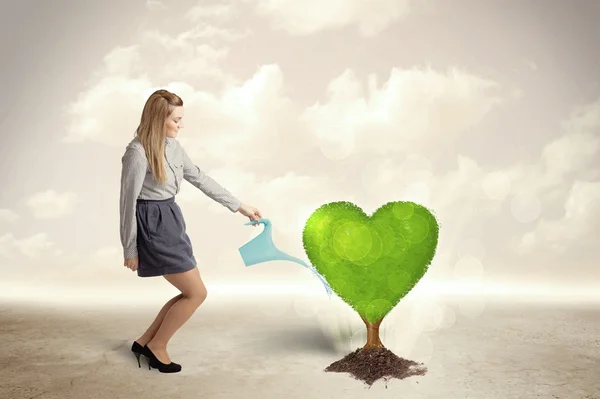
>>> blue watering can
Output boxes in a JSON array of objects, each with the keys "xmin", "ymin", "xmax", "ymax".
[{"xmin": 238, "ymin": 218, "xmax": 333, "ymax": 297}]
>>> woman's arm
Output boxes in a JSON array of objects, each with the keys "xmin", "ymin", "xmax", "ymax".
[
  {"xmin": 180, "ymin": 145, "xmax": 242, "ymax": 213},
  {"xmin": 119, "ymin": 148, "xmax": 147, "ymax": 259}
]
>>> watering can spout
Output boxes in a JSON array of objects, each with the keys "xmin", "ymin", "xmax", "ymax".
[{"xmin": 238, "ymin": 218, "xmax": 333, "ymax": 296}]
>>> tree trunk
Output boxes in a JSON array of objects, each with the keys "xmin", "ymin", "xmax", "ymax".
[{"xmin": 361, "ymin": 316, "xmax": 385, "ymax": 349}]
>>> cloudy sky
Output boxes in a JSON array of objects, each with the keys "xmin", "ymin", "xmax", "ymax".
[{"xmin": 0, "ymin": 0, "xmax": 598, "ymax": 296}]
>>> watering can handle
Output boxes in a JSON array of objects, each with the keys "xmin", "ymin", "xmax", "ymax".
[{"xmin": 244, "ymin": 218, "xmax": 270, "ymax": 227}]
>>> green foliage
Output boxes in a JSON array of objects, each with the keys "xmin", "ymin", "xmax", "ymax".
[{"xmin": 302, "ymin": 201, "xmax": 439, "ymax": 323}]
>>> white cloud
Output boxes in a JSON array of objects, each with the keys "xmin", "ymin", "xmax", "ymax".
[
  {"xmin": 519, "ymin": 181, "xmax": 600, "ymax": 253},
  {"xmin": 541, "ymin": 132, "xmax": 600, "ymax": 185},
  {"xmin": 129, "ymin": 64, "xmax": 300, "ymax": 168},
  {"xmin": 481, "ymin": 171, "xmax": 512, "ymax": 201},
  {"xmin": 184, "ymin": 4, "xmax": 251, "ymax": 44},
  {"xmin": 62, "ymin": 73, "xmax": 154, "ymax": 145},
  {"xmin": 139, "ymin": 29, "xmax": 232, "ymax": 81},
  {"xmin": 254, "ymin": 0, "xmax": 412, "ymax": 36},
  {"xmin": 179, "ymin": 24, "xmax": 250, "ymax": 41},
  {"xmin": 302, "ymin": 67, "xmax": 502, "ymax": 159},
  {"xmin": 500, "ymin": 105, "xmax": 600, "ymax": 206},
  {"xmin": 25, "ymin": 190, "xmax": 80, "ymax": 219},
  {"xmin": 564, "ymin": 96, "xmax": 600, "ymax": 134},
  {"xmin": 62, "ymin": 60, "xmax": 305, "ymax": 189},
  {"xmin": 100, "ymin": 45, "xmax": 144, "ymax": 77},
  {"xmin": 186, "ymin": 4, "xmax": 236, "ymax": 21},
  {"xmin": 509, "ymin": 99, "xmax": 600, "ymax": 254},
  {"xmin": 0, "ymin": 209, "xmax": 19, "ymax": 224},
  {"xmin": 63, "ymin": 24, "xmax": 247, "ymax": 146},
  {"xmin": 0, "ymin": 232, "xmax": 60, "ymax": 261},
  {"xmin": 65, "ymin": 24, "xmax": 501, "ymax": 169}
]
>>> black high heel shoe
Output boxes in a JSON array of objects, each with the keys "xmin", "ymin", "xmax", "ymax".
[
  {"xmin": 143, "ymin": 345, "xmax": 182, "ymax": 373},
  {"xmin": 131, "ymin": 341, "xmax": 145, "ymax": 368}
]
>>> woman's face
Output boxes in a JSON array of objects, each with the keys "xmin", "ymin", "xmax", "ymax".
[{"xmin": 165, "ymin": 106, "xmax": 184, "ymax": 138}]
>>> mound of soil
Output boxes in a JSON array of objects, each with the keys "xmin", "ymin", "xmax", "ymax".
[{"xmin": 324, "ymin": 347, "xmax": 427, "ymax": 387}]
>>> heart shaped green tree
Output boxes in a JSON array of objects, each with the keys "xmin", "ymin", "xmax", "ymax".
[{"xmin": 303, "ymin": 200, "xmax": 439, "ymax": 351}]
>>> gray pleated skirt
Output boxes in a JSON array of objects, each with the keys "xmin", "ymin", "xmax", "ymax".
[{"xmin": 136, "ymin": 196, "xmax": 197, "ymax": 277}]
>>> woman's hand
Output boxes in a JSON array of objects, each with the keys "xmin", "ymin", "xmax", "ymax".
[
  {"xmin": 124, "ymin": 256, "xmax": 138, "ymax": 272},
  {"xmin": 237, "ymin": 203, "xmax": 262, "ymax": 226}
]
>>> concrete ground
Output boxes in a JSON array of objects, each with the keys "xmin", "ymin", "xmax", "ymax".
[{"xmin": 1, "ymin": 290, "xmax": 599, "ymax": 399}]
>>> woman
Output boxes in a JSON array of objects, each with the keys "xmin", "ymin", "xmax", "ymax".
[{"xmin": 119, "ymin": 89, "xmax": 262, "ymax": 373}]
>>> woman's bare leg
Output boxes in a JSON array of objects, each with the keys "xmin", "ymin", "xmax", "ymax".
[
  {"xmin": 147, "ymin": 266, "xmax": 207, "ymax": 363},
  {"xmin": 135, "ymin": 293, "xmax": 183, "ymax": 346}
]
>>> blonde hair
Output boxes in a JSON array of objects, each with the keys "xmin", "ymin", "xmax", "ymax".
[{"xmin": 134, "ymin": 89, "xmax": 183, "ymax": 184}]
